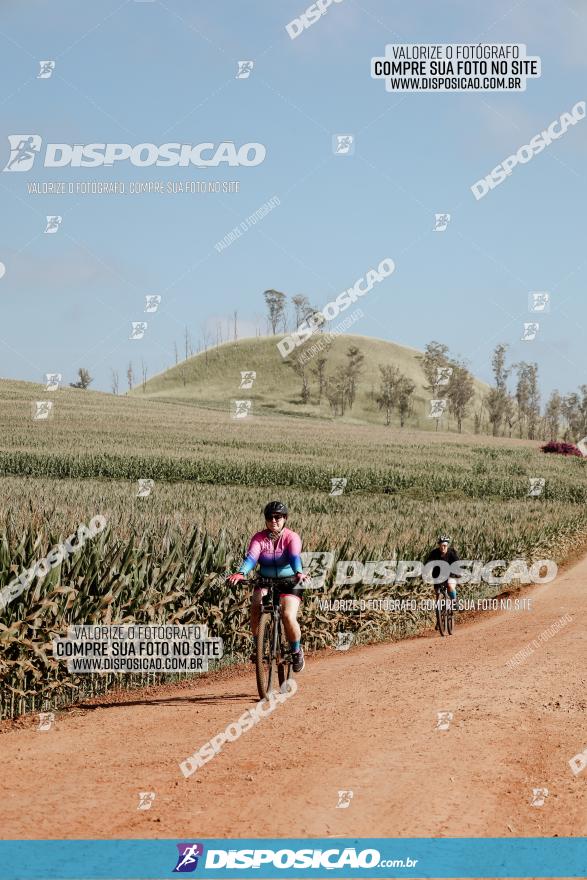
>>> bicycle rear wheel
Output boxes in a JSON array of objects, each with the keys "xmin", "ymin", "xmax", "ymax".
[
  {"xmin": 435, "ymin": 592, "xmax": 447, "ymax": 637},
  {"xmin": 277, "ymin": 619, "xmax": 292, "ymax": 689},
  {"xmin": 446, "ymin": 600, "xmax": 454, "ymax": 635},
  {"xmin": 256, "ymin": 613, "xmax": 276, "ymax": 700}
]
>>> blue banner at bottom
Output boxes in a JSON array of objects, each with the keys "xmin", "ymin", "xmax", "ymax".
[{"xmin": 0, "ymin": 838, "xmax": 586, "ymax": 879}]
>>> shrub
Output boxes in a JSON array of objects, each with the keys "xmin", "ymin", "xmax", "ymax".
[{"xmin": 541, "ymin": 441, "xmax": 583, "ymax": 458}]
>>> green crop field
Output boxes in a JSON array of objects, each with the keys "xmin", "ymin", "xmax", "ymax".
[{"xmin": 1, "ymin": 337, "xmax": 586, "ymax": 720}]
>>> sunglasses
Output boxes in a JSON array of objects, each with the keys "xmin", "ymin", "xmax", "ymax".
[{"xmin": 266, "ymin": 515, "xmax": 285, "ymax": 521}]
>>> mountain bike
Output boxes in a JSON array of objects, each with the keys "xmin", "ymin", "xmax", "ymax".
[
  {"xmin": 435, "ymin": 583, "xmax": 455, "ymax": 637},
  {"xmin": 255, "ymin": 578, "xmax": 294, "ymax": 700}
]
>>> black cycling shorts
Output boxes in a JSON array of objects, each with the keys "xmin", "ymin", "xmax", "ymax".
[{"xmin": 253, "ymin": 576, "xmax": 304, "ymax": 601}]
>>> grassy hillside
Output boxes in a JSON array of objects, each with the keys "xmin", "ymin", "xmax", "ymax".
[{"xmin": 133, "ymin": 334, "xmax": 490, "ymax": 430}]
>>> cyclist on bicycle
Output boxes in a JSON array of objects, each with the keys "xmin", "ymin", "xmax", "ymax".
[
  {"xmin": 227, "ymin": 501, "xmax": 308, "ymax": 672},
  {"xmin": 425, "ymin": 535, "xmax": 459, "ymax": 626}
]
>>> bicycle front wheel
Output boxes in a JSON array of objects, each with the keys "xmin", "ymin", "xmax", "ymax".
[{"xmin": 256, "ymin": 612, "xmax": 277, "ymax": 699}]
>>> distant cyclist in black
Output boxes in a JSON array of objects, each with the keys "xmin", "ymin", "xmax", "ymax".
[{"xmin": 425, "ymin": 535, "xmax": 459, "ymax": 627}]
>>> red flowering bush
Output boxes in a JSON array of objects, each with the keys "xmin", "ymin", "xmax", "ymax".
[{"xmin": 541, "ymin": 441, "xmax": 583, "ymax": 457}]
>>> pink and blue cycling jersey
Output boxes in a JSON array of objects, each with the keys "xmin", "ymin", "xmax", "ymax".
[{"xmin": 238, "ymin": 528, "xmax": 303, "ymax": 578}]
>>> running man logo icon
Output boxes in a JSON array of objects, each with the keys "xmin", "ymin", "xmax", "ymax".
[
  {"xmin": 301, "ymin": 551, "xmax": 335, "ymax": 589},
  {"xmin": 436, "ymin": 711, "xmax": 453, "ymax": 730},
  {"xmin": 145, "ymin": 295, "xmax": 161, "ymax": 313},
  {"xmin": 428, "ymin": 398, "xmax": 447, "ymax": 419},
  {"xmin": 528, "ymin": 477, "xmax": 545, "ymax": 497},
  {"xmin": 236, "ymin": 61, "xmax": 254, "ymax": 79},
  {"xmin": 44, "ymin": 216, "xmax": 62, "ymax": 234},
  {"xmin": 37, "ymin": 60, "xmax": 55, "ymax": 79},
  {"xmin": 336, "ymin": 790, "xmax": 354, "ymax": 809},
  {"xmin": 336, "ymin": 631, "xmax": 354, "ymax": 651},
  {"xmin": 130, "ymin": 321, "xmax": 147, "ymax": 340},
  {"xmin": 3, "ymin": 135, "xmax": 42, "ymax": 172},
  {"xmin": 522, "ymin": 322, "xmax": 539, "ymax": 341},
  {"xmin": 530, "ymin": 787, "xmax": 548, "ymax": 807},
  {"xmin": 528, "ymin": 291, "xmax": 550, "ymax": 313},
  {"xmin": 231, "ymin": 399, "xmax": 252, "ymax": 419},
  {"xmin": 329, "ymin": 477, "xmax": 347, "ymax": 496},
  {"xmin": 239, "ymin": 370, "xmax": 256, "ymax": 389},
  {"xmin": 436, "ymin": 366, "xmax": 453, "ymax": 386},
  {"xmin": 173, "ymin": 843, "xmax": 204, "ymax": 873},
  {"xmin": 569, "ymin": 748, "xmax": 587, "ymax": 776},
  {"xmin": 45, "ymin": 373, "xmax": 62, "ymax": 391},
  {"xmin": 137, "ymin": 479, "xmax": 154, "ymax": 498},
  {"xmin": 137, "ymin": 791, "xmax": 156, "ymax": 810},
  {"xmin": 33, "ymin": 401, "xmax": 53, "ymax": 421},
  {"xmin": 333, "ymin": 134, "xmax": 354, "ymax": 155},
  {"xmin": 433, "ymin": 213, "xmax": 451, "ymax": 232},
  {"xmin": 38, "ymin": 712, "xmax": 55, "ymax": 731}
]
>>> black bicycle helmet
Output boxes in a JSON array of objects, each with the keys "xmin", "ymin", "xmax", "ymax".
[
  {"xmin": 438, "ymin": 535, "xmax": 451, "ymax": 544},
  {"xmin": 264, "ymin": 500, "xmax": 288, "ymax": 519}
]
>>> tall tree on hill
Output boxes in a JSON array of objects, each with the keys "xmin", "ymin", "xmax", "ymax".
[
  {"xmin": 127, "ymin": 362, "xmax": 134, "ymax": 391},
  {"xmin": 311, "ymin": 356, "xmax": 328, "ymax": 404},
  {"xmin": 514, "ymin": 362, "xmax": 540, "ymax": 439},
  {"xmin": 445, "ymin": 360, "xmax": 475, "ymax": 433},
  {"xmin": 70, "ymin": 367, "xmax": 92, "ymax": 390},
  {"xmin": 264, "ymin": 289, "xmax": 287, "ymax": 334},
  {"xmin": 561, "ymin": 387, "xmax": 587, "ymax": 441},
  {"xmin": 486, "ymin": 343, "xmax": 510, "ymax": 436},
  {"xmin": 345, "ymin": 345, "xmax": 364, "ymax": 409},
  {"xmin": 418, "ymin": 341, "xmax": 450, "ymax": 397},
  {"xmin": 292, "ymin": 295, "xmax": 310, "ymax": 329},
  {"xmin": 376, "ymin": 364, "xmax": 415, "ymax": 427},
  {"xmin": 325, "ymin": 367, "xmax": 351, "ymax": 416},
  {"xmin": 287, "ymin": 349, "xmax": 311, "ymax": 404},
  {"xmin": 544, "ymin": 390, "xmax": 562, "ymax": 441},
  {"xmin": 111, "ymin": 369, "xmax": 119, "ymax": 396}
]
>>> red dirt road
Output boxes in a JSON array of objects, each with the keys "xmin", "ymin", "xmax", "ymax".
[{"xmin": 1, "ymin": 561, "xmax": 586, "ymax": 841}]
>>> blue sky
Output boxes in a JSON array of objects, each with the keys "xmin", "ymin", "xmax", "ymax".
[{"xmin": 0, "ymin": 0, "xmax": 585, "ymax": 397}]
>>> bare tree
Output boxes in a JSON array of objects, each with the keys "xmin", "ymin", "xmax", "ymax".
[
  {"xmin": 111, "ymin": 369, "xmax": 119, "ymax": 396},
  {"xmin": 311, "ymin": 356, "xmax": 328, "ymax": 404},
  {"xmin": 174, "ymin": 341, "xmax": 179, "ymax": 365},
  {"xmin": 127, "ymin": 362, "xmax": 134, "ymax": 391},
  {"xmin": 141, "ymin": 359, "xmax": 148, "ymax": 392},
  {"xmin": 292, "ymin": 295, "xmax": 310, "ymax": 329},
  {"xmin": 445, "ymin": 360, "xmax": 475, "ymax": 433},
  {"xmin": 233, "ymin": 310, "xmax": 238, "ymax": 342},
  {"xmin": 263, "ymin": 289, "xmax": 287, "ymax": 334}
]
